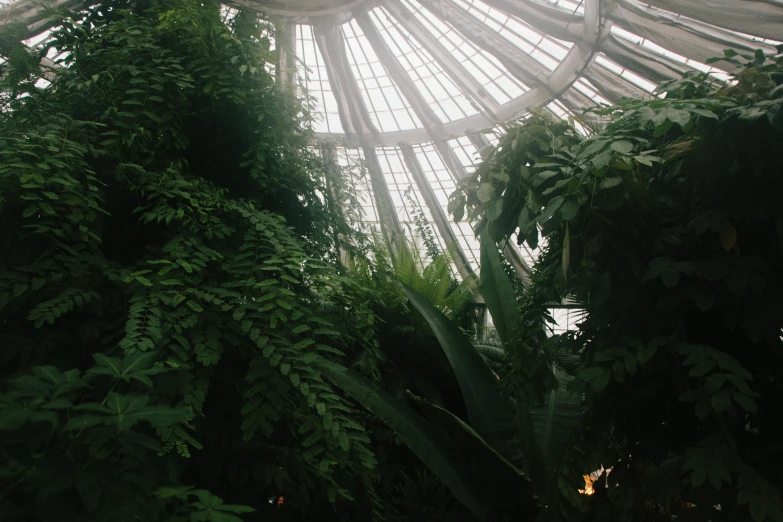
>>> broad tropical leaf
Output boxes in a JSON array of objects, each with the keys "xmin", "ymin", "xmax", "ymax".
[
  {"xmin": 479, "ymin": 232, "xmax": 522, "ymax": 348},
  {"xmin": 410, "ymin": 395, "xmax": 539, "ymax": 515},
  {"xmin": 402, "ymin": 284, "xmax": 522, "ymax": 466},
  {"xmin": 328, "ymin": 368, "xmax": 490, "ymax": 521},
  {"xmin": 530, "ymin": 364, "xmax": 584, "ymax": 503},
  {"xmin": 479, "ymin": 233, "xmax": 584, "ymax": 504}
]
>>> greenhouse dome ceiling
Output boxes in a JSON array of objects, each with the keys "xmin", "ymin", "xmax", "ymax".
[{"xmin": 2, "ymin": 0, "xmax": 782, "ymax": 277}]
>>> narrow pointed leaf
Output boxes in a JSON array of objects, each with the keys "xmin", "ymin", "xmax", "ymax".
[
  {"xmin": 329, "ymin": 369, "xmax": 490, "ymax": 521},
  {"xmin": 530, "ymin": 364, "xmax": 584, "ymax": 502},
  {"xmin": 402, "ymin": 284, "xmax": 522, "ymax": 466},
  {"xmin": 411, "ymin": 395, "xmax": 539, "ymax": 515},
  {"xmin": 479, "ymin": 233, "xmax": 522, "ymax": 347}
]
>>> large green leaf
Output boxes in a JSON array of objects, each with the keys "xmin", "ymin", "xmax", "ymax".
[
  {"xmin": 0, "ymin": 403, "xmax": 31, "ymax": 430},
  {"xmin": 480, "ymin": 233, "xmax": 584, "ymax": 503},
  {"xmin": 530, "ymin": 364, "xmax": 584, "ymax": 503},
  {"xmin": 68, "ymin": 393, "xmax": 191, "ymax": 432},
  {"xmin": 87, "ymin": 351, "xmax": 169, "ymax": 388},
  {"xmin": 402, "ymin": 284, "xmax": 522, "ymax": 466},
  {"xmin": 410, "ymin": 395, "xmax": 539, "ymax": 515},
  {"xmin": 533, "ymin": 366, "xmax": 583, "ymax": 465},
  {"xmin": 479, "ymin": 232, "xmax": 522, "ymax": 348},
  {"xmin": 329, "ymin": 369, "xmax": 490, "ymax": 521}
]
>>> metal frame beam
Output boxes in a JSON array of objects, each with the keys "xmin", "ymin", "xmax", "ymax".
[
  {"xmin": 434, "ymin": 140, "xmax": 469, "ymax": 181},
  {"xmin": 354, "ymin": 11, "xmax": 444, "ymax": 134},
  {"xmin": 610, "ymin": 0, "xmax": 777, "ymax": 67},
  {"xmin": 382, "ymin": 0, "xmax": 501, "ymax": 119},
  {"xmin": 313, "ymin": 0, "xmax": 609, "ymax": 146},
  {"xmin": 502, "ymin": 237, "xmax": 532, "ymax": 285},
  {"xmin": 363, "ymin": 146, "xmax": 405, "ymax": 252},
  {"xmin": 320, "ymin": 143, "xmax": 351, "ymax": 265},
  {"xmin": 1, "ymin": 0, "xmax": 606, "ymax": 149},
  {"xmin": 313, "ymin": 23, "xmax": 403, "ymax": 254},
  {"xmin": 642, "ymin": 0, "xmax": 783, "ymax": 42},
  {"xmin": 313, "ymin": 23, "xmax": 379, "ymax": 139},
  {"xmin": 0, "ymin": 0, "xmax": 80, "ymax": 40},
  {"xmin": 228, "ymin": 0, "xmax": 373, "ymax": 24},
  {"xmin": 417, "ymin": 0, "xmax": 550, "ymax": 91},
  {"xmin": 357, "ymin": 12, "xmax": 481, "ymax": 250},
  {"xmin": 602, "ymin": 32, "xmax": 689, "ymax": 84},
  {"xmin": 583, "ymin": 58, "xmax": 649, "ymax": 104},
  {"xmin": 275, "ymin": 19, "xmax": 297, "ymax": 86},
  {"xmin": 481, "ymin": 0, "xmax": 585, "ymax": 42},
  {"xmin": 556, "ymin": 85, "xmax": 599, "ymax": 120},
  {"xmin": 467, "ymin": 131, "xmax": 491, "ymax": 152}
]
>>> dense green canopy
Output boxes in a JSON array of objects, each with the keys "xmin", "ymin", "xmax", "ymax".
[
  {"xmin": 2, "ymin": 1, "xmax": 783, "ymax": 522},
  {"xmin": 0, "ymin": 1, "xmax": 384, "ymax": 519}
]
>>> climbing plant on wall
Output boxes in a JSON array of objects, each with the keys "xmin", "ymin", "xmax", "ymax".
[{"xmin": 0, "ymin": 1, "xmax": 388, "ymax": 520}]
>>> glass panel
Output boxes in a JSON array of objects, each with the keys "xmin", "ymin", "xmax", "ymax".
[
  {"xmin": 547, "ymin": 100, "xmax": 589, "ymax": 134},
  {"xmin": 414, "ymin": 142, "xmax": 480, "ymax": 269},
  {"xmin": 447, "ymin": 136, "xmax": 481, "ymax": 175},
  {"xmin": 220, "ymin": 6, "xmax": 239, "ymax": 27},
  {"xmin": 375, "ymin": 146, "xmax": 449, "ymax": 258},
  {"xmin": 572, "ymin": 77, "xmax": 611, "ymax": 106},
  {"xmin": 368, "ymin": 6, "xmax": 479, "ymax": 122},
  {"xmin": 336, "ymin": 148, "xmax": 381, "ymax": 234},
  {"xmin": 399, "ymin": 0, "xmax": 528, "ymax": 105},
  {"xmin": 296, "ymin": 25, "xmax": 344, "ymax": 134},
  {"xmin": 342, "ymin": 20, "xmax": 422, "ymax": 132},
  {"xmin": 22, "ymin": 27, "xmax": 70, "ymax": 64},
  {"xmin": 595, "ymin": 54, "xmax": 658, "ymax": 93},
  {"xmin": 610, "ymin": 26, "xmax": 731, "ymax": 83},
  {"xmin": 483, "ymin": 124, "xmax": 506, "ymax": 146},
  {"xmin": 538, "ymin": 0, "xmax": 584, "ymax": 15},
  {"xmin": 452, "ymin": 0, "xmax": 572, "ymax": 71},
  {"xmin": 548, "ymin": 307, "xmax": 586, "ymax": 336}
]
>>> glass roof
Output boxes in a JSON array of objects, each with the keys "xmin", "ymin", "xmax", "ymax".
[{"xmin": 2, "ymin": 0, "xmax": 782, "ymax": 276}]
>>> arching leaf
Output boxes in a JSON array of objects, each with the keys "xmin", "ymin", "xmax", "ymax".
[
  {"xmin": 402, "ymin": 284, "xmax": 522, "ymax": 466},
  {"xmin": 328, "ymin": 369, "xmax": 490, "ymax": 521}
]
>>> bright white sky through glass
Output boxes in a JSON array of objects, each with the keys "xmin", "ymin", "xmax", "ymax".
[
  {"xmin": 399, "ymin": 0, "xmax": 528, "ymax": 105},
  {"xmin": 413, "ymin": 143, "xmax": 481, "ymax": 269},
  {"xmin": 341, "ymin": 19, "xmax": 422, "ymax": 133},
  {"xmin": 336, "ymin": 148, "xmax": 381, "ymax": 232},
  {"xmin": 374, "ymin": 146, "xmax": 450, "ymax": 256},
  {"xmin": 368, "ymin": 6, "xmax": 479, "ymax": 122},
  {"xmin": 296, "ymin": 25, "xmax": 344, "ymax": 134}
]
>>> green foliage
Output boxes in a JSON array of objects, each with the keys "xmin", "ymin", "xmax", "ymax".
[
  {"xmin": 393, "ymin": 237, "xmax": 477, "ymax": 320},
  {"xmin": 451, "ymin": 49, "xmax": 783, "ymax": 521},
  {"xmin": 156, "ymin": 486, "xmax": 256, "ymax": 522},
  {"xmin": 329, "ymin": 368, "xmax": 491, "ymax": 521},
  {"xmin": 477, "ymin": 236, "xmax": 585, "ymax": 517},
  {"xmin": 402, "ymin": 284, "xmax": 521, "ymax": 466},
  {"xmin": 340, "ymin": 268, "xmax": 583, "ymax": 519},
  {"xmin": 0, "ymin": 1, "xmax": 384, "ymax": 520},
  {"xmin": 404, "ymin": 186, "xmax": 442, "ymax": 261}
]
